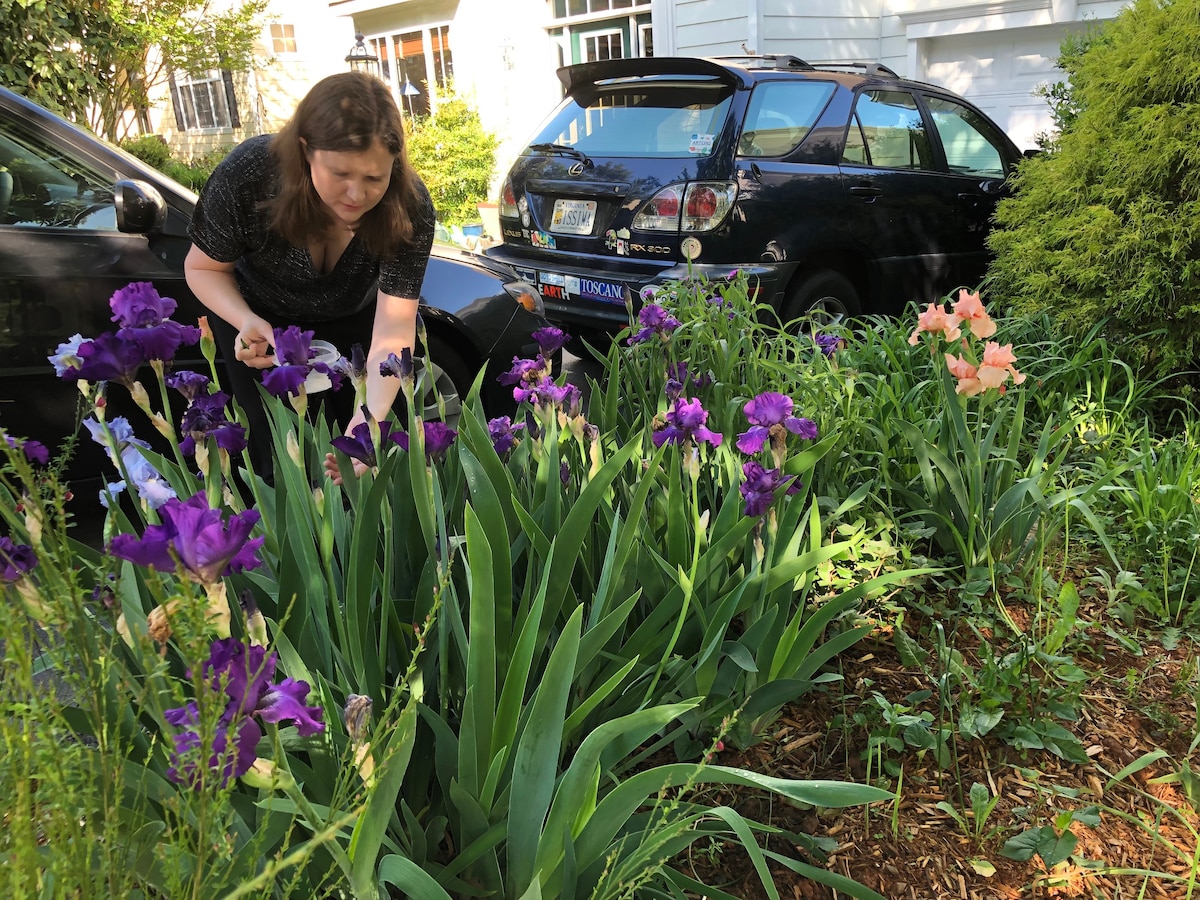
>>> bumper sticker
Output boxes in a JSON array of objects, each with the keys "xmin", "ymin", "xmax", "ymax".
[{"xmin": 530, "ymin": 231, "xmax": 557, "ymax": 250}]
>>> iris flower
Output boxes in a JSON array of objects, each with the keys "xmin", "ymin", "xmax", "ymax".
[
  {"xmin": 952, "ymin": 289, "xmax": 997, "ymax": 340},
  {"xmin": 47, "ymin": 334, "xmax": 85, "ymax": 377},
  {"xmin": 945, "ymin": 353, "xmax": 984, "ymax": 396},
  {"xmin": 735, "ymin": 392, "xmax": 818, "ymax": 455},
  {"xmin": 628, "ymin": 303, "xmax": 682, "ymax": 344},
  {"xmin": 532, "ymin": 326, "xmax": 570, "ymax": 356},
  {"xmin": 652, "ymin": 397, "xmax": 722, "ymax": 448},
  {"xmin": 378, "ymin": 347, "xmax": 414, "ymax": 380},
  {"xmin": 164, "ymin": 637, "xmax": 323, "ymax": 787},
  {"xmin": 6, "ymin": 436, "xmax": 49, "ymax": 465},
  {"xmin": 109, "ymin": 282, "xmax": 200, "ymax": 362},
  {"xmin": 108, "ymin": 491, "xmax": 263, "ymax": 585},
  {"xmin": 166, "ymin": 370, "xmax": 212, "ymax": 401},
  {"xmin": 908, "ymin": 302, "xmax": 962, "ymax": 345},
  {"xmin": 739, "ymin": 462, "xmax": 801, "ymax": 518},
  {"xmin": 65, "ymin": 331, "xmax": 147, "ymax": 387},
  {"xmin": 0, "ymin": 536, "xmax": 37, "ymax": 582},
  {"xmin": 330, "ymin": 418, "xmax": 401, "ymax": 468},
  {"xmin": 261, "ymin": 326, "xmax": 341, "ymax": 398},
  {"xmin": 977, "ymin": 341, "xmax": 1026, "ymax": 391},
  {"xmin": 391, "ymin": 421, "xmax": 457, "ymax": 461},
  {"xmin": 488, "ymin": 416, "xmax": 525, "ymax": 454},
  {"xmin": 179, "ymin": 392, "xmax": 247, "ymax": 456}
]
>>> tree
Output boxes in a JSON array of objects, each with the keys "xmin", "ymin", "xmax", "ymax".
[
  {"xmin": 0, "ymin": 0, "xmax": 267, "ymax": 141},
  {"xmin": 407, "ymin": 91, "xmax": 499, "ymax": 226},
  {"xmin": 986, "ymin": 0, "xmax": 1200, "ymax": 381}
]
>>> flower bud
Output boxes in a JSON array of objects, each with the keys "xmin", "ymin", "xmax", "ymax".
[
  {"xmin": 343, "ymin": 694, "xmax": 373, "ymax": 743},
  {"xmin": 240, "ymin": 757, "xmax": 295, "ymax": 791},
  {"xmin": 204, "ymin": 582, "xmax": 232, "ymax": 639},
  {"xmin": 286, "ymin": 430, "xmax": 302, "ymax": 467},
  {"xmin": 147, "ymin": 598, "xmax": 182, "ymax": 644}
]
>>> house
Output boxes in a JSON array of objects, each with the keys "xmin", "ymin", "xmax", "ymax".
[{"xmin": 649, "ymin": 0, "xmax": 1131, "ymax": 150}]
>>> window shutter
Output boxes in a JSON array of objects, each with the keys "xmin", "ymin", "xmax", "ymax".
[
  {"xmin": 168, "ymin": 72, "xmax": 186, "ymax": 130},
  {"xmin": 221, "ymin": 69, "xmax": 241, "ymax": 128}
]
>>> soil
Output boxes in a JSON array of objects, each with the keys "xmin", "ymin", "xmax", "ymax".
[{"xmin": 681, "ymin": 596, "xmax": 1200, "ymax": 899}]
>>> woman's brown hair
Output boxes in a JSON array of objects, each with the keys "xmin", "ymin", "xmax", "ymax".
[{"xmin": 267, "ymin": 71, "xmax": 420, "ymax": 259}]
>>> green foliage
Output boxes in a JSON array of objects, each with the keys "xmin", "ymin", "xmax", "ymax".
[
  {"xmin": 120, "ymin": 134, "xmax": 172, "ymax": 169},
  {"xmin": 0, "ymin": 0, "xmax": 267, "ymax": 142},
  {"xmin": 407, "ymin": 91, "xmax": 499, "ymax": 226},
  {"xmin": 986, "ymin": 0, "xmax": 1200, "ymax": 382}
]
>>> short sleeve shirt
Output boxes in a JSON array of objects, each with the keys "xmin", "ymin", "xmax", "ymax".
[{"xmin": 187, "ymin": 135, "xmax": 436, "ymax": 322}]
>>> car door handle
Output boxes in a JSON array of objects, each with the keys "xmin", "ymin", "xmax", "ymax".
[{"xmin": 848, "ymin": 186, "xmax": 882, "ymax": 199}]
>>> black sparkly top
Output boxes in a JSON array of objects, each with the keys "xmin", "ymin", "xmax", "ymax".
[{"xmin": 187, "ymin": 135, "xmax": 435, "ymax": 322}]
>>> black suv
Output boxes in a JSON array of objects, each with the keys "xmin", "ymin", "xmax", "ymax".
[{"xmin": 487, "ymin": 55, "xmax": 1023, "ymax": 339}]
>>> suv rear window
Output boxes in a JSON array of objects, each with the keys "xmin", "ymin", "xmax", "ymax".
[{"xmin": 529, "ymin": 80, "xmax": 735, "ymax": 158}]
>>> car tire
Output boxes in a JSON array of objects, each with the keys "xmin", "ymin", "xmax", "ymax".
[
  {"xmin": 406, "ymin": 333, "xmax": 474, "ymax": 426},
  {"xmin": 782, "ymin": 270, "xmax": 861, "ymax": 327}
]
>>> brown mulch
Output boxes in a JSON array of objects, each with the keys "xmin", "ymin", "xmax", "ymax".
[{"xmin": 677, "ymin": 603, "xmax": 1200, "ymax": 899}]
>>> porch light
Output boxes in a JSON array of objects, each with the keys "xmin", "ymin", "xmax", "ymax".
[{"xmin": 345, "ymin": 33, "xmax": 380, "ymax": 77}]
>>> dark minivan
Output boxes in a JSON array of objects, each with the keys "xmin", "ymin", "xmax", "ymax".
[{"xmin": 486, "ymin": 55, "xmax": 1023, "ymax": 341}]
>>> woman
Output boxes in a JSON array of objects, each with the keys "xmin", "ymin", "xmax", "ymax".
[{"xmin": 184, "ymin": 71, "xmax": 434, "ymax": 482}]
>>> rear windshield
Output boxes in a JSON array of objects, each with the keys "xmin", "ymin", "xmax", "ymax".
[{"xmin": 527, "ymin": 80, "xmax": 735, "ymax": 158}]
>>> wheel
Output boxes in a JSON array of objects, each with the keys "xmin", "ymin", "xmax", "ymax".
[
  {"xmin": 782, "ymin": 270, "xmax": 861, "ymax": 327},
  {"xmin": 394, "ymin": 333, "xmax": 474, "ymax": 427}
]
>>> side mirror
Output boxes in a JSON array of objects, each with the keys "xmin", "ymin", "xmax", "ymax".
[
  {"xmin": 114, "ymin": 178, "xmax": 166, "ymax": 234},
  {"xmin": 1022, "ymin": 147, "xmax": 1044, "ymax": 159}
]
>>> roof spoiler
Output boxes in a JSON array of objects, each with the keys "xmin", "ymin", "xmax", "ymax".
[{"xmin": 557, "ymin": 57, "xmax": 745, "ymax": 94}]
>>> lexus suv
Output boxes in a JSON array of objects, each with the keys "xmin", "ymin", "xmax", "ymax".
[{"xmin": 486, "ymin": 55, "xmax": 1024, "ymax": 341}]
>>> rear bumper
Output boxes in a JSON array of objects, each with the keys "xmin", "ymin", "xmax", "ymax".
[{"xmin": 484, "ymin": 245, "xmax": 796, "ymax": 335}]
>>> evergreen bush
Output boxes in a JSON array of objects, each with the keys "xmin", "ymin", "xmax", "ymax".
[
  {"xmin": 119, "ymin": 134, "xmax": 172, "ymax": 170},
  {"xmin": 986, "ymin": 0, "xmax": 1200, "ymax": 381},
  {"xmin": 406, "ymin": 90, "xmax": 498, "ymax": 226}
]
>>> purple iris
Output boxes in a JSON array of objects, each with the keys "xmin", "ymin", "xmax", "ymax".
[
  {"xmin": 812, "ymin": 332, "xmax": 844, "ymax": 358},
  {"xmin": 627, "ymin": 304, "xmax": 682, "ymax": 345},
  {"xmin": 179, "ymin": 392, "xmax": 247, "ymax": 456},
  {"xmin": 108, "ymin": 491, "xmax": 263, "ymax": 585},
  {"xmin": 6, "ymin": 436, "xmax": 49, "ymax": 466},
  {"xmin": 164, "ymin": 637, "xmax": 323, "ymax": 787},
  {"xmin": 488, "ymin": 416, "xmax": 525, "ymax": 454},
  {"xmin": 66, "ymin": 331, "xmax": 147, "ymax": 386},
  {"xmin": 391, "ymin": 421, "xmax": 457, "ymax": 461},
  {"xmin": 101, "ymin": 449, "xmax": 177, "ymax": 510},
  {"xmin": 0, "ymin": 536, "xmax": 37, "ymax": 582},
  {"xmin": 333, "ymin": 343, "xmax": 368, "ymax": 383},
  {"xmin": 109, "ymin": 282, "xmax": 200, "ymax": 362},
  {"xmin": 84, "ymin": 416, "xmax": 151, "ymax": 457},
  {"xmin": 532, "ymin": 326, "xmax": 570, "ymax": 356},
  {"xmin": 379, "ymin": 347, "xmax": 414, "ymax": 380},
  {"xmin": 560, "ymin": 459, "xmax": 570, "ymax": 485},
  {"xmin": 735, "ymin": 392, "xmax": 818, "ymax": 455},
  {"xmin": 739, "ymin": 461, "xmax": 801, "ymax": 518},
  {"xmin": 261, "ymin": 326, "xmax": 341, "ymax": 398},
  {"xmin": 330, "ymin": 418, "xmax": 401, "ymax": 468},
  {"xmin": 513, "ymin": 376, "xmax": 580, "ymax": 412},
  {"xmin": 665, "ymin": 360, "xmax": 689, "ymax": 401},
  {"xmin": 652, "ymin": 398, "xmax": 723, "ymax": 448},
  {"xmin": 498, "ymin": 355, "xmax": 549, "ymax": 387},
  {"xmin": 166, "ymin": 370, "xmax": 212, "ymax": 401}
]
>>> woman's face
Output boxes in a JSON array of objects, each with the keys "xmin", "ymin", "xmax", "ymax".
[{"xmin": 304, "ymin": 139, "xmax": 395, "ymax": 228}]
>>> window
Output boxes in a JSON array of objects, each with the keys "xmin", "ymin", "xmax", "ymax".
[
  {"xmin": 737, "ymin": 81, "xmax": 834, "ymax": 157},
  {"xmin": 0, "ymin": 117, "xmax": 116, "ymax": 229},
  {"xmin": 843, "ymin": 89, "xmax": 932, "ymax": 170},
  {"xmin": 639, "ymin": 23, "xmax": 653, "ymax": 57},
  {"xmin": 269, "ymin": 23, "xmax": 297, "ymax": 54},
  {"xmin": 925, "ymin": 96, "xmax": 1008, "ymax": 178},
  {"xmin": 554, "ymin": 0, "xmax": 648, "ymax": 18},
  {"xmin": 170, "ymin": 70, "xmax": 240, "ymax": 131},
  {"xmin": 583, "ymin": 30, "xmax": 623, "ymax": 62}
]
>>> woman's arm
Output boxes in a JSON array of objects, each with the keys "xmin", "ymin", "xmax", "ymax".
[{"xmin": 184, "ymin": 245, "xmax": 277, "ymax": 369}]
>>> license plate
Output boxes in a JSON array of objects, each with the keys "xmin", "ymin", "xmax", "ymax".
[{"xmin": 550, "ymin": 199, "xmax": 596, "ymax": 235}]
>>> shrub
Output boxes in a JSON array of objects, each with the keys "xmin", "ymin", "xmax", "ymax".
[
  {"xmin": 986, "ymin": 0, "xmax": 1200, "ymax": 382},
  {"xmin": 119, "ymin": 134, "xmax": 172, "ymax": 170},
  {"xmin": 406, "ymin": 90, "xmax": 498, "ymax": 226}
]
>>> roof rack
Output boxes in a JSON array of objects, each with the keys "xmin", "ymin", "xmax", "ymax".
[
  {"xmin": 813, "ymin": 61, "xmax": 900, "ymax": 79},
  {"xmin": 712, "ymin": 54, "xmax": 816, "ymax": 71}
]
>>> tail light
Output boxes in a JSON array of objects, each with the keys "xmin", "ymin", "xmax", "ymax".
[
  {"xmin": 632, "ymin": 182, "xmax": 737, "ymax": 232},
  {"xmin": 499, "ymin": 177, "xmax": 518, "ymax": 218}
]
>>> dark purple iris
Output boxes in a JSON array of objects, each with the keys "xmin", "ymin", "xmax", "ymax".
[
  {"xmin": 514, "ymin": 376, "xmax": 580, "ymax": 412},
  {"xmin": 109, "ymin": 282, "xmax": 200, "ymax": 362},
  {"xmin": 391, "ymin": 421, "xmax": 457, "ymax": 461},
  {"xmin": 6, "ymin": 436, "xmax": 49, "ymax": 466},
  {"xmin": 735, "ymin": 392, "xmax": 818, "ymax": 455},
  {"xmin": 652, "ymin": 397, "xmax": 723, "ymax": 448},
  {"xmin": 179, "ymin": 392, "xmax": 246, "ymax": 456},
  {"xmin": 330, "ymin": 418, "xmax": 401, "ymax": 468},
  {"xmin": 379, "ymin": 347, "xmax": 414, "ymax": 380},
  {"xmin": 164, "ymin": 637, "xmax": 323, "ymax": 787},
  {"xmin": 0, "ymin": 536, "xmax": 37, "ymax": 582},
  {"xmin": 67, "ymin": 331, "xmax": 147, "ymax": 386},
  {"xmin": 488, "ymin": 416, "xmax": 525, "ymax": 454},
  {"xmin": 739, "ymin": 461, "xmax": 801, "ymax": 518},
  {"xmin": 532, "ymin": 326, "xmax": 570, "ymax": 356},
  {"xmin": 498, "ymin": 356, "xmax": 548, "ymax": 387},
  {"xmin": 261, "ymin": 326, "xmax": 341, "ymax": 398},
  {"xmin": 108, "ymin": 491, "xmax": 264, "ymax": 585},
  {"xmin": 166, "ymin": 371, "xmax": 212, "ymax": 401},
  {"xmin": 627, "ymin": 303, "xmax": 683, "ymax": 345},
  {"xmin": 812, "ymin": 332, "xmax": 844, "ymax": 358}
]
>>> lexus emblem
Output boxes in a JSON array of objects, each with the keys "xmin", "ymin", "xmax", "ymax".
[{"xmin": 568, "ymin": 162, "xmax": 586, "ymax": 177}]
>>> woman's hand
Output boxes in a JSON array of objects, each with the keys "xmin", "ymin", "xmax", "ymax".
[
  {"xmin": 323, "ymin": 451, "xmax": 368, "ymax": 485},
  {"xmin": 235, "ymin": 314, "xmax": 276, "ymax": 369}
]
